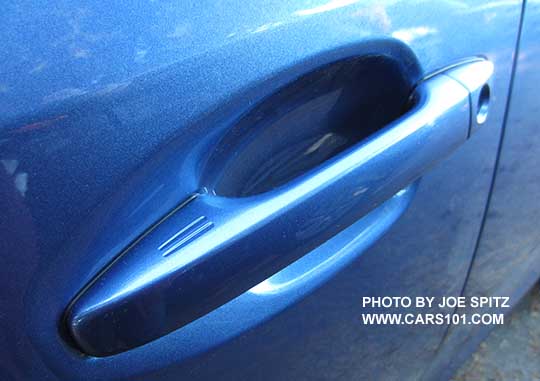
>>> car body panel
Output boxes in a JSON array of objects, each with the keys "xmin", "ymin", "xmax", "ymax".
[
  {"xmin": 0, "ymin": 1, "xmax": 526, "ymax": 380},
  {"xmin": 425, "ymin": 3, "xmax": 540, "ymax": 379}
]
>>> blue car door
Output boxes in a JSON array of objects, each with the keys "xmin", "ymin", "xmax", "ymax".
[{"xmin": 0, "ymin": 1, "xmax": 523, "ymax": 380}]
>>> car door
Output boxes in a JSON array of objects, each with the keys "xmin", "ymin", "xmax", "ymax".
[
  {"xmin": 424, "ymin": 2, "xmax": 540, "ymax": 379},
  {"xmin": 0, "ymin": 1, "xmax": 522, "ymax": 380}
]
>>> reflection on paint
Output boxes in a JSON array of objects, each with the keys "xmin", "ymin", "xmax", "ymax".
[{"xmin": 294, "ymin": 0, "xmax": 360, "ymax": 16}]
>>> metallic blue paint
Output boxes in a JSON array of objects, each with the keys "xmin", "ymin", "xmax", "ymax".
[
  {"xmin": 67, "ymin": 61, "xmax": 491, "ymax": 357},
  {"xmin": 425, "ymin": 3, "xmax": 540, "ymax": 379},
  {"xmin": 0, "ymin": 0, "xmax": 530, "ymax": 380}
]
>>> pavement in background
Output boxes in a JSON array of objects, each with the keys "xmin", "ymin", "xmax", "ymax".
[{"xmin": 452, "ymin": 285, "xmax": 540, "ymax": 381}]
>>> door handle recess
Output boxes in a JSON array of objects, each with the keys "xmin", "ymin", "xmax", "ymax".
[{"xmin": 65, "ymin": 60, "xmax": 493, "ymax": 357}]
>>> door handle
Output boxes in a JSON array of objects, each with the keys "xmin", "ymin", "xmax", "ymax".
[{"xmin": 66, "ymin": 60, "xmax": 493, "ymax": 357}]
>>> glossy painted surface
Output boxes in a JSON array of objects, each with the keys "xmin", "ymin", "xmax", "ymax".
[
  {"xmin": 0, "ymin": 1, "xmax": 524, "ymax": 380},
  {"xmin": 205, "ymin": 54, "xmax": 416, "ymax": 197},
  {"xmin": 463, "ymin": 0, "xmax": 540, "ymax": 314},
  {"xmin": 68, "ymin": 64, "xmax": 491, "ymax": 356},
  {"xmin": 425, "ymin": 2, "xmax": 540, "ymax": 379}
]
